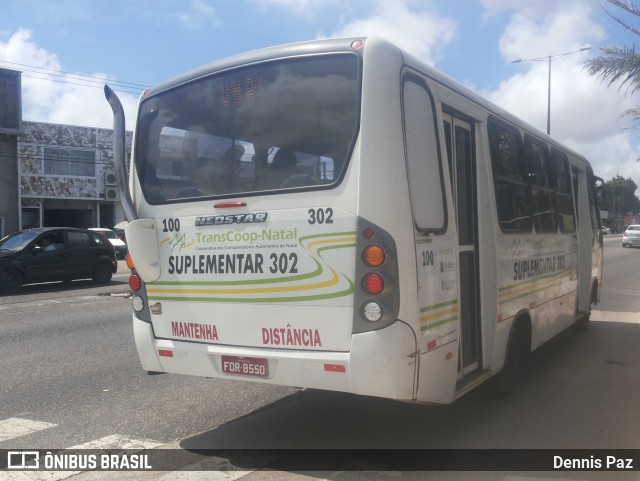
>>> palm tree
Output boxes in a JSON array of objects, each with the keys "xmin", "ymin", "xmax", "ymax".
[{"xmin": 585, "ymin": 0, "xmax": 640, "ymax": 118}]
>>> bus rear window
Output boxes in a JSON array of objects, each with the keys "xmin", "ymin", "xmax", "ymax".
[{"xmin": 135, "ymin": 54, "xmax": 360, "ymax": 202}]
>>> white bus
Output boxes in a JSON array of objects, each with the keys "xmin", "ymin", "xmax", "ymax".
[{"xmin": 106, "ymin": 37, "xmax": 603, "ymax": 404}]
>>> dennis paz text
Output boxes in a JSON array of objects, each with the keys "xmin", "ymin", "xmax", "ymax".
[{"xmin": 554, "ymin": 456, "xmax": 634, "ymax": 470}]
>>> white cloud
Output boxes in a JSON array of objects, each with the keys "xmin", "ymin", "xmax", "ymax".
[
  {"xmin": 178, "ymin": 0, "xmax": 221, "ymax": 29},
  {"xmin": 254, "ymin": 0, "xmax": 340, "ymax": 14},
  {"xmin": 564, "ymin": 132, "xmax": 640, "ymax": 186},
  {"xmin": 480, "ymin": 0, "xmax": 601, "ymax": 18},
  {"xmin": 486, "ymin": 64, "xmax": 640, "ymax": 185},
  {"xmin": 0, "ymin": 28, "xmax": 59, "ymax": 71},
  {"xmin": 482, "ymin": 1, "xmax": 640, "ymax": 187},
  {"xmin": 0, "ymin": 29, "xmax": 140, "ymax": 130},
  {"xmin": 327, "ymin": 0, "xmax": 456, "ymax": 65},
  {"xmin": 498, "ymin": 2, "xmax": 604, "ymax": 61},
  {"xmin": 485, "ymin": 60, "xmax": 629, "ymax": 139}
]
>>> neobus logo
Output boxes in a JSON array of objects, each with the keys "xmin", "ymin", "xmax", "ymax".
[{"xmin": 195, "ymin": 212, "xmax": 268, "ymax": 226}]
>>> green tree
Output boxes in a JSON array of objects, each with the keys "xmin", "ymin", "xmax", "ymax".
[
  {"xmin": 585, "ymin": 1, "xmax": 640, "ymax": 219},
  {"xmin": 605, "ymin": 176, "xmax": 640, "ymax": 218},
  {"xmin": 584, "ymin": 0, "xmax": 640, "ymax": 118}
]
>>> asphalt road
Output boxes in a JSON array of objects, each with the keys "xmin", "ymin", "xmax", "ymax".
[
  {"xmin": 0, "ymin": 260, "xmax": 131, "ymax": 305},
  {"xmin": 0, "ymin": 237, "xmax": 638, "ymax": 481},
  {"xmin": 0, "ymin": 291, "xmax": 297, "ymax": 449},
  {"xmin": 598, "ymin": 235, "xmax": 640, "ymax": 313}
]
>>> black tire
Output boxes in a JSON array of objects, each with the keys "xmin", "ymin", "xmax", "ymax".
[
  {"xmin": 1, "ymin": 269, "xmax": 24, "ymax": 294},
  {"xmin": 573, "ymin": 311, "xmax": 590, "ymax": 331},
  {"xmin": 574, "ymin": 285, "xmax": 595, "ymax": 332},
  {"xmin": 493, "ymin": 322, "xmax": 529, "ymax": 397},
  {"xmin": 92, "ymin": 263, "xmax": 113, "ymax": 283},
  {"xmin": 573, "ymin": 297, "xmax": 591, "ymax": 331}
]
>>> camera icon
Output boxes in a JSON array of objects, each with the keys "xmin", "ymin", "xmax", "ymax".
[{"xmin": 7, "ymin": 451, "xmax": 40, "ymax": 469}]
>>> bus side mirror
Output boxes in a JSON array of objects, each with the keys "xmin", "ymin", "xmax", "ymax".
[{"xmin": 594, "ymin": 176, "xmax": 606, "ymax": 206}]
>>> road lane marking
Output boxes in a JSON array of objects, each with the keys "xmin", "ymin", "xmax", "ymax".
[
  {"xmin": 0, "ymin": 418, "xmax": 56, "ymax": 442},
  {"xmin": 0, "ymin": 433, "xmax": 163, "ymax": 481},
  {"xmin": 0, "ymin": 296, "xmax": 116, "ymax": 312},
  {"xmin": 69, "ymin": 434, "xmax": 162, "ymax": 450},
  {"xmin": 591, "ymin": 310, "xmax": 640, "ymax": 324}
]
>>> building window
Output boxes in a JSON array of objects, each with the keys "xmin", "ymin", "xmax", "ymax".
[
  {"xmin": 0, "ymin": 71, "xmax": 20, "ymax": 131},
  {"xmin": 44, "ymin": 147, "xmax": 96, "ymax": 177}
]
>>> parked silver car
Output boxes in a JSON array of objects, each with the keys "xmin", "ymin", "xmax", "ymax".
[
  {"xmin": 89, "ymin": 228, "xmax": 128, "ymax": 260},
  {"xmin": 622, "ymin": 224, "xmax": 640, "ymax": 248}
]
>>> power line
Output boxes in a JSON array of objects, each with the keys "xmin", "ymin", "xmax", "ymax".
[
  {"xmin": 15, "ymin": 65, "xmax": 145, "ymax": 93},
  {"xmin": 21, "ymin": 73, "xmax": 143, "ymax": 96},
  {"xmin": 0, "ymin": 58, "xmax": 148, "ymax": 89}
]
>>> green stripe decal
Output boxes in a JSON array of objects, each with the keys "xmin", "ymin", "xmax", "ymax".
[
  {"xmin": 299, "ymin": 231, "xmax": 357, "ymax": 244},
  {"xmin": 148, "ymin": 275, "xmax": 355, "ymax": 303},
  {"xmin": 419, "ymin": 299, "xmax": 458, "ymax": 332},
  {"xmin": 498, "ymin": 270, "xmax": 572, "ymax": 305},
  {"xmin": 420, "ymin": 299, "xmax": 458, "ymax": 313},
  {"xmin": 420, "ymin": 316, "xmax": 458, "ymax": 332}
]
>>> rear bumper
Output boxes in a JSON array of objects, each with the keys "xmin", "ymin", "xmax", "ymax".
[
  {"xmin": 133, "ymin": 315, "xmax": 417, "ymax": 400},
  {"xmin": 623, "ymin": 236, "xmax": 640, "ymax": 246}
]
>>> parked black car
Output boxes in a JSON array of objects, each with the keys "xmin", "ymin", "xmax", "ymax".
[{"xmin": 0, "ymin": 227, "xmax": 117, "ymax": 293}]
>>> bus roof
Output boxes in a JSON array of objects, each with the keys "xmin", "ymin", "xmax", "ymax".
[
  {"xmin": 147, "ymin": 37, "xmax": 365, "ymax": 97},
  {"xmin": 144, "ymin": 35, "xmax": 591, "ymax": 169}
]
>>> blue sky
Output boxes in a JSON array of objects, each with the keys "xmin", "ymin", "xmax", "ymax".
[{"xmin": 2, "ymin": 0, "xmax": 640, "ymax": 189}]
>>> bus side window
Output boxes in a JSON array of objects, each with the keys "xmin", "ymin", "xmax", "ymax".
[
  {"xmin": 488, "ymin": 119, "xmax": 532, "ymax": 233},
  {"xmin": 587, "ymin": 168, "xmax": 601, "ymax": 233},
  {"xmin": 402, "ymin": 76, "xmax": 446, "ymax": 233},
  {"xmin": 551, "ymin": 150, "xmax": 576, "ymax": 233},
  {"xmin": 523, "ymin": 135, "xmax": 557, "ymax": 233}
]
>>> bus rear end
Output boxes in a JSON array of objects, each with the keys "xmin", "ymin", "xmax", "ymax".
[{"xmin": 121, "ymin": 38, "xmax": 416, "ymax": 401}]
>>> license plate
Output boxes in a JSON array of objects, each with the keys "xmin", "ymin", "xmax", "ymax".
[{"xmin": 221, "ymin": 356, "xmax": 269, "ymax": 378}]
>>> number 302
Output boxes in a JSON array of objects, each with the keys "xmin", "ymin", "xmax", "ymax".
[{"xmin": 308, "ymin": 208, "xmax": 334, "ymax": 225}]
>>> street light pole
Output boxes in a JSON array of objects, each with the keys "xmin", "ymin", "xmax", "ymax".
[
  {"xmin": 546, "ymin": 55, "xmax": 551, "ymax": 135},
  {"xmin": 512, "ymin": 47, "xmax": 591, "ymax": 136}
]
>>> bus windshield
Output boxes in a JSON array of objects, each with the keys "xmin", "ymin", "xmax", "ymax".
[{"xmin": 135, "ymin": 54, "xmax": 360, "ymax": 203}]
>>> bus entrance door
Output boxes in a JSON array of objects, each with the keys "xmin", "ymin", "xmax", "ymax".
[{"xmin": 444, "ymin": 115, "xmax": 481, "ymax": 377}]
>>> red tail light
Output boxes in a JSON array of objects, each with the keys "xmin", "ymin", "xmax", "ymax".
[
  {"xmin": 354, "ymin": 220, "xmax": 399, "ymax": 331},
  {"xmin": 363, "ymin": 273, "xmax": 384, "ymax": 295},
  {"xmin": 129, "ymin": 274, "xmax": 142, "ymax": 291}
]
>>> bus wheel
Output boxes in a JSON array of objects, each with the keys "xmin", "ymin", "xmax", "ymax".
[
  {"xmin": 493, "ymin": 321, "xmax": 529, "ymax": 397},
  {"xmin": 573, "ymin": 308, "xmax": 591, "ymax": 332},
  {"xmin": 1, "ymin": 269, "xmax": 24, "ymax": 293},
  {"xmin": 574, "ymin": 284, "xmax": 596, "ymax": 331},
  {"xmin": 92, "ymin": 263, "xmax": 113, "ymax": 283}
]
